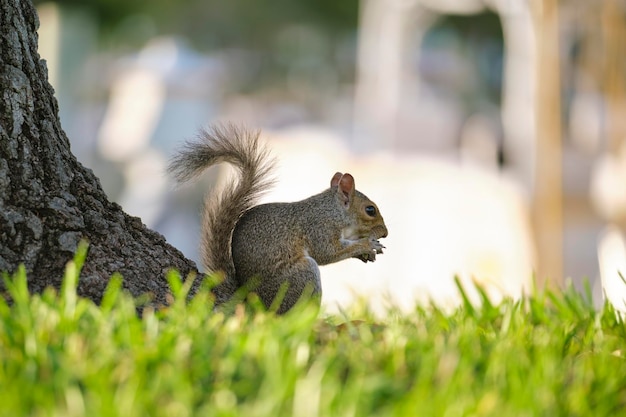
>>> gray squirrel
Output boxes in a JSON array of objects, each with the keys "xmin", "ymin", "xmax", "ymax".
[{"xmin": 168, "ymin": 124, "xmax": 388, "ymax": 313}]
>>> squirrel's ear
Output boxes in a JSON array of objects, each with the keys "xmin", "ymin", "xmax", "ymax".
[
  {"xmin": 330, "ymin": 172, "xmax": 343, "ymax": 187},
  {"xmin": 337, "ymin": 173, "xmax": 355, "ymax": 206}
]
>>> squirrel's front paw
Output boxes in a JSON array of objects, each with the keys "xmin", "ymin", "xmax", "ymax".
[
  {"xmin": 371, "ymin": 238, "xmax": 385, "ymax": 254},
  {"xmin": 355, "ymin": 239, "xmax": 385, "ymax": 263},
  {"xmin": 355, "ymin": 253, "xmax": 371, "ymax": 263}
]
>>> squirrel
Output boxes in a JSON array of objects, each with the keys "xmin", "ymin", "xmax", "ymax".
[{"xmin": 168, "ymin": 124, "xmax": 388, "ymax": 313}]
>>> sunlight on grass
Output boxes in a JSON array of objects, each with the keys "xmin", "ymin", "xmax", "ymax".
[{"xmin": 1, "ymin": 246, "xmax": 626, "ymax": 416}]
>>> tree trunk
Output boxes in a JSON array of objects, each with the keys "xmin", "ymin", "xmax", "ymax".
[
  {"xmin": 0, "ymin": 0, "xmax": 199, "ymax": 305},
  {"xmin": 531, "ymin": 0, "xmax": 563, "ymax": 288}
]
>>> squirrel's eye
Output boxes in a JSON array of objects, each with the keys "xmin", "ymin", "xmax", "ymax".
[{"xmin": 365, "ymin": 205, "xmax": 377, "ymax": 217}]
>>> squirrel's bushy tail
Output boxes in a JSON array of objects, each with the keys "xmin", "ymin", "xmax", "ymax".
[{"xmin": 168, "ymin": 124, "xmax": 275, "ymax": 302}]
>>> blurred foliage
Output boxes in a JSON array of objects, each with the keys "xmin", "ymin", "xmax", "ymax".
[
  {"xmin": 424, "ymin": 12, "xmax": 504, "ymax": 106},
  {"xmin": 33, "ymin": 0, "xmax": 360, "ymax": 49}
]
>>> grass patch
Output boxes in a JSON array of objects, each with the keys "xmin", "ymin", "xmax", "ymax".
[{"xmin": 1, "ymin": 246, "xmax": 626, "ymax": 416}]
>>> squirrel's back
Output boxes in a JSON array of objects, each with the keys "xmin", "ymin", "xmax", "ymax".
[
  {"xmin": 231, "ymin": 190, "xmax": 343, "ymax": 282},
  {"xmin": 168, "ymin": 125, "xmax": 275, "ymax": 302}
]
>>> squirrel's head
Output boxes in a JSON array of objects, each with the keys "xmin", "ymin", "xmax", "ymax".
[{"xmin": 331, "ymin": 172, "xmax": 388, "ymax": 240}]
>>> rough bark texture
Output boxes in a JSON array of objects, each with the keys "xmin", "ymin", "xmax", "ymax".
[{"xmin": 0, "ymin": 0, "xmax": 200, "ymax": 305}]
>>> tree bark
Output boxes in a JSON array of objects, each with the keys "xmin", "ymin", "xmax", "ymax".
[{"xmin": 0, "ymin": 0, "xmax": 199, "ymax": 305}]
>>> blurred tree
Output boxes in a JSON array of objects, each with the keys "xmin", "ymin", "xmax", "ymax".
[
  {"xmin": 531, "ymin": 0, "xmax": 563, "ymax": 287},
  {"xmin": 0, "ymin": 0, "xmax": 201, "ymax": 305}
]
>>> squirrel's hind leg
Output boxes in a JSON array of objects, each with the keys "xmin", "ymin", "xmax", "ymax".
[{"xmin": 258, "ymin": 256, "xmax": 322, "ymax": 314}]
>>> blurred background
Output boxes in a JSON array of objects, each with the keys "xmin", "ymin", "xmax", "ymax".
[{"xmin": 35, "ymin": 0, "xmax": 626, "ymax": 312}]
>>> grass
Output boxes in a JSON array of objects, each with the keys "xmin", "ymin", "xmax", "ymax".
[{"xmin": 1, "ymin": 245, "xmax": 626, "ymax": 416}]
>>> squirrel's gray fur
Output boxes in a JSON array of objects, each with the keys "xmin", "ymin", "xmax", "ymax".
[{"xmin": 169, "ymin": 124, "xmax": 387, "ymax": 313}]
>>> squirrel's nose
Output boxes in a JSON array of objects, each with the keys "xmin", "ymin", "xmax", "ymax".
[{"xmin": 375, "ymin": 225, "xmax": 388, "ymax": 239}]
